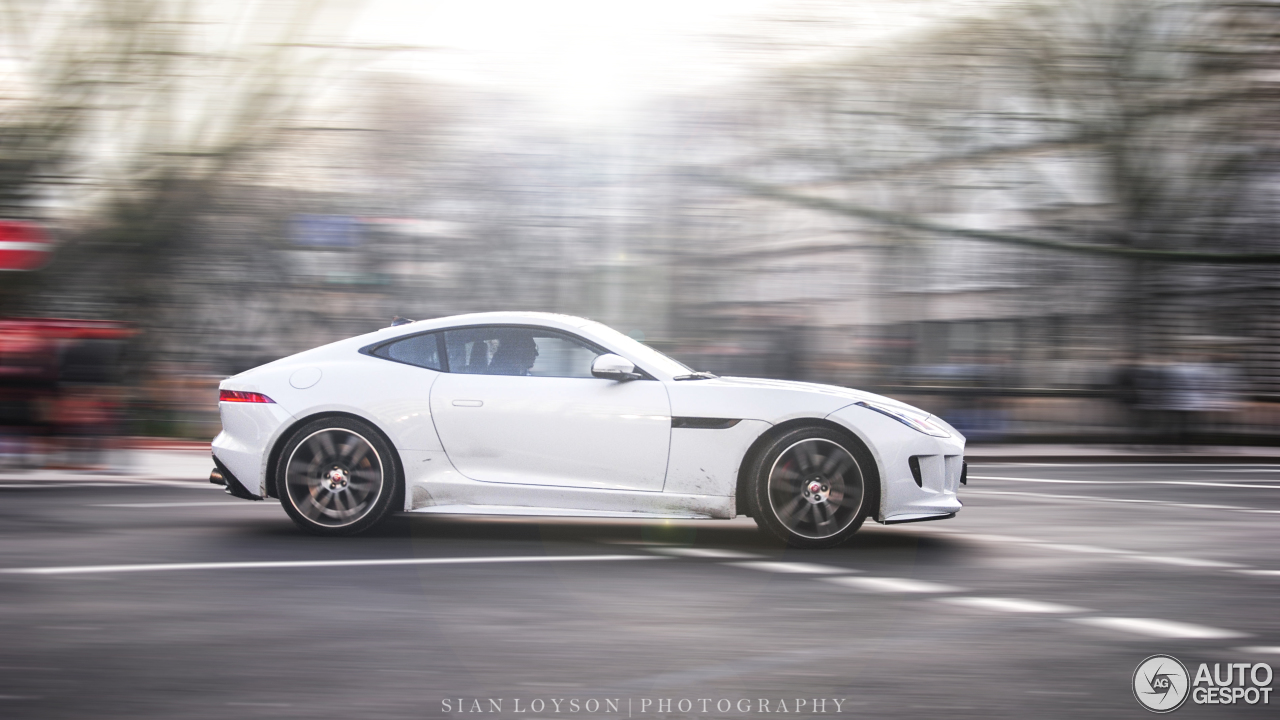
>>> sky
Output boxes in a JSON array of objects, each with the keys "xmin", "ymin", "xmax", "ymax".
[{"xmin": 353, "ymin": 0, "xmax": 1004, "ymax": 123}]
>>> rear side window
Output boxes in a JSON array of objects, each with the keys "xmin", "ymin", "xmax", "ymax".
[{"xmin": 372, "ymin": 332, "xmax": 443, "ymax": 370}]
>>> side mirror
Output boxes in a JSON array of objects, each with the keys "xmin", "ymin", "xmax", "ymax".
[{"xmin": 592, "ymin": 353, "xmax": 642, "ymax": 381}]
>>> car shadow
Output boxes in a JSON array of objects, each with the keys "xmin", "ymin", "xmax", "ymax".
[{"xmin": 234, "ymin": 512, "xmax": 967, "ymax": 567}]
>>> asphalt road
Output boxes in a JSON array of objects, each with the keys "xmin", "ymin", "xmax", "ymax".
[{"xmin": 1, "ymin": 462, "xmax": 1278, "ymax": 719}]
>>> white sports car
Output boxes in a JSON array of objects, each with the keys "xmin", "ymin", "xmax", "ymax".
[{"xmin": 211, "ymin": 312, "xmax": 965, "ymax": 548}]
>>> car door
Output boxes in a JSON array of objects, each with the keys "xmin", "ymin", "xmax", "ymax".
[
  {"xmin": 429, "ymin": 325, "xmax": 671, "ymax": 491},
  {"xmin": 362, "ymin": 330, "xmax": 447, "ymax": 450}
]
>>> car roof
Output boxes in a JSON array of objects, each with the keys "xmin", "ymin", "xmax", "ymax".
[{"xmin": 399, "ymin": 312, "xmax": 594, "ymax": 333}]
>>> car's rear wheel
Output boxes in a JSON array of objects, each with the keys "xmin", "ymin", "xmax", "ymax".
[
  {"xmin": 276, "ymin": 417, "xmax": 401, "ymax": 536},
  {"xmin": 748, "ymin": 426, "xmax": 878, "ymax": 549}
]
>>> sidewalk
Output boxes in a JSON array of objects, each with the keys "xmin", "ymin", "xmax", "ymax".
[{"xmin": 0, "ymin": 441, "xmax": 213, "ymax": 483}]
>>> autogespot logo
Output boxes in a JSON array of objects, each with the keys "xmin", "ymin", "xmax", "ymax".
[{"xmin": 1134, "ymin": 655, "xmax": 1190, "ymax": 713}]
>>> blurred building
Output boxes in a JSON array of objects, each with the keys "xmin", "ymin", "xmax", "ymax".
[
  {"xmin": 658, "ymin": 0, "xmax": 1280, "ymax": 441},
  {"xmin": 8, "ymin": 0, "xmax": 1279, "ymax": 445}
]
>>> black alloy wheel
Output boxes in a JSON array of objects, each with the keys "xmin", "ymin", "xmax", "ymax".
[
  {"xmin": 276, "ymin": 416, "xmax": 401, "ymax": 536},
  {"xmin": 748, "ymin": 426, "xmax": 878, "ymax": 549}
]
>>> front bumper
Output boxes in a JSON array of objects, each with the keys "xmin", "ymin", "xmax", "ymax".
[{"xmin": 827, "ymin": 403, "xmax": 965, "ymax": 523}]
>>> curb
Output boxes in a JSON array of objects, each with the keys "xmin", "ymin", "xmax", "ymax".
[{"xmin": 121, "ymin": 438, "xmax": 211, "ymax": 452}]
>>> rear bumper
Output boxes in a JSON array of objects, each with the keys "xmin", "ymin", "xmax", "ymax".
[
  {"xmin": 210, "ymin": 401, "xmax": 295, "ymax": 497},
  {"xmin": 211, "ymin": 455, "xmax": 261, "ymax": 501}
]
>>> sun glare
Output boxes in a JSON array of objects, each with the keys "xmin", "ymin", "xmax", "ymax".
[
  {"xmin": 360, "ymin": 0, "xmax": 770, "ymax": 122},
  {"xmin": 357, "ymin": 0, "xmax": 996, "ymax": 124}
]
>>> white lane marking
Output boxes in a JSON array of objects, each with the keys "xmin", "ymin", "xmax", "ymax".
[
  {"xmin": 705, "ymin": 550, "xmax": 1255, "ymax": 644},
  {"xmin": 969, "ymin": 463, "xmax": 1280, "ymax": 469},
  {"xmin": 963, "ymin": 489, "xmax": 1275, "ymax": 516},
  {"xmin": 1070, "ymin": 617, "xmax": 1247, "ymax": 639},
  {"xmin": 972, "ymin": 475, "xmax": 1280, "ymax": 490},
  {"xmin": 902, "ymin": 528, "xmax": 1255, "ymax": 572},
  {"xmin": 0, "ymin": 554, "xmax": 663, "ymax": 576},
  {"xmin": 821, "ymin": 576, "xmax": 961, "ymax": 594},
  {"xmin": 0, "ymin": 479, "xmax": 217, "ymax": 489},
  {"xmin": 652, "ymin": 548, "xmax": 763, "ymax": 559},
  {"xmin": 727, "ymin": 561, "xmax": 854, "ymax": 575},
  {"xmin": 1164, "ymin": 482, "xmax": 1280, "ymax": 489},
  {"xmin": 973, "ymin": 475, "xmax": 1110, "ymax": 484},
  {"xmin": 936, "ymin": 596, "xmax": 1087, "ymax": 614},
  {"xmin": 0, "ymin": 483, "xmax": 135, "ymax": 489},
  {"xmin": 1236, "ymin": 569, "xmax": 1280, "ymax": 577},
  {"xmin": 968, "ymin": 489, "xmax": 1161, "ymax": 504},
  {"xmin": 1130, "ymin": 555, "xmax": 1243, "ymax": 569},
  {"xmin": 93, "ymin": 502, "xmax": 272, "ymax": 508},
  {"xmin": 1033, "ymin": 543, "xmax": 1131, "ymax": 555},
  {"xmin": 951, "ymin": 533, "xmax": 1037, "ymax": 544},
  {"xmin": 1236, "ymin": 646, "xmax": 1280, "ymax": 655}
]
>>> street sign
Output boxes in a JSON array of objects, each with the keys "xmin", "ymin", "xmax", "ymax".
[{"xmin": 0, "ymin": 220, "xmax": 52, "ymax": 271}]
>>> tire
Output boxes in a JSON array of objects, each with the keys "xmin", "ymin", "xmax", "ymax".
[
  {"xmin": 275, "ymin": 416, "xmax": 402, "ymax": 536},
  {"xmin": 748, "ymin": 425, "xmax": 879, "ymax": 549}
]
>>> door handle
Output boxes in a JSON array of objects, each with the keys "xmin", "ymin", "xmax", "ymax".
[{"xmin": 452, "ymin": 399, "xmax": 483, "ymax": 407}]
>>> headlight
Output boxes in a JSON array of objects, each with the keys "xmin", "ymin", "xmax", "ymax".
[{"xmin": 855, "ymin": 400, "xmax": 951, "ymax": 438}]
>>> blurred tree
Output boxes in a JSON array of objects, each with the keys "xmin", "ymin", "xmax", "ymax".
[
  {"xmin": 0, "ymin": 0, "xmax": 370, "ymax": 347},
  {"xmin": 715, "ymin": 0, "xmax": 1280, "ymax": 363}
]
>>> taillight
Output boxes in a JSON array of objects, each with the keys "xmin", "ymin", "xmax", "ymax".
[{"xmin": 219, "ymin": 389, "xmax": 275, "ymax": 404}]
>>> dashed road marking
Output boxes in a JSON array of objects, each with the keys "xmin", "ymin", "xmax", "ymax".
[
  {"xmin": 964, "ymin": 488, "xmax": 1280, "ymax": 515},
  {"xmin": 727, "ymin": 561, "xmax": 854, "ymax": 575},
  {"xmin": 1070, "ymin": 616, "xmax": 1247, "ymax": 639},
  {"xmin": 969, "ymin": 463, "xmax": 1280, "ymax": 469},
  {"xmin": 661, "ymin": 543, "xmax": 1258, "ymax": 646},
  {"xmin": 1032, "ymin": 542, "xmax": 1131, "ymax": 555},
  {"xmin": 0, "ymin": 554, "xmax": 664, "ymax": 576},
  {"xmin": 1130, "ymin": 555, "xmax": 1243, "ymax": 569},
  {"xmin": 1236, "ymin": 646, "xmax": 1280, "ymax": 655},
  {"xmin": 821, "ymin": 576, "xmax": 961, "ymax": 594},
  {"xmin": 935, "ymin": 596, "xmax": 1087, "ymax": 614},
  {"xmin": 972, "ymin": 475, "xmax": 1280, "ymax": 490},
  {"xmin": 902, "ymin": 528, "xmax": 1255, "ymax": 572},
  {"xmin": 651, "ymin": 548, "xmax": 763, "ymax": 559}
]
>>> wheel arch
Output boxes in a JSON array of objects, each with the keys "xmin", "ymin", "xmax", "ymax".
[
  {"xmin": 265, "ymin": 410, "xmax": 406, "ymax": 501},
  {"xmin": 734, "ymin": 416, "xmax": 882, "ymax": 518}
]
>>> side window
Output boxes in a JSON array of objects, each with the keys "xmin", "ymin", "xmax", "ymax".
[
  {"xmin": 372, "ymin": 332, "xmax": 443, "ymax": 370},
  {"xmin": 527, "ymin": 333, "xmax": 601, "ymax": 378},
  {"xmin": 444, "ymin": 329, "xmax": 496, "ymax": 375},
  {"xmin": 444, "ymin": 327, "xmax": 605, "ymax": 378}
]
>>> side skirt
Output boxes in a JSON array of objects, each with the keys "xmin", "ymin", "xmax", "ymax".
[
  {"xmin": 408, "ymin": 505, "xmax": 714, "ymax": 520},
  {"xmin": 881, "ymin": 512, "xmax": 956, "ymax": 525}
]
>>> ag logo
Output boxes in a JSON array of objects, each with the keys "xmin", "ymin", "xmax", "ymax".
[{"xmin": 1134, "ymin": 655, "xmax": 1190, "ymax": 713}]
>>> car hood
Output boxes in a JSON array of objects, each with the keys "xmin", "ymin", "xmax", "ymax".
[
  {"xmin": 709, "ymin": 376, "xmax": 922, "ymax": 408},
  {"xmin": 665, "ymin": 375, "xmax": 935, "ymax": 424}
]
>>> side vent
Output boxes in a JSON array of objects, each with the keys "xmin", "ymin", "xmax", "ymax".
[
  {"xmin": 908, "ymin": 456, "xmax": 923, "ymax": 487},
  {"xmin": 671, "ymin": 417, "xmax": 741, "ymax": 429}
]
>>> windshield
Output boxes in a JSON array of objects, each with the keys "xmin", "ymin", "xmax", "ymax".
[{"xmin": 581, "ymin": 322, "xmax": 693, "ymax": 378}]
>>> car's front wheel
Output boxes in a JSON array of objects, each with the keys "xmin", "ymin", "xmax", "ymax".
[
  {"xmin": 748, "ymin": 426, "xmax": 878, "ymax": 549},
  {"xmin": 275, "ymin": 417, "xmax": 401, "ymax": 536}
]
